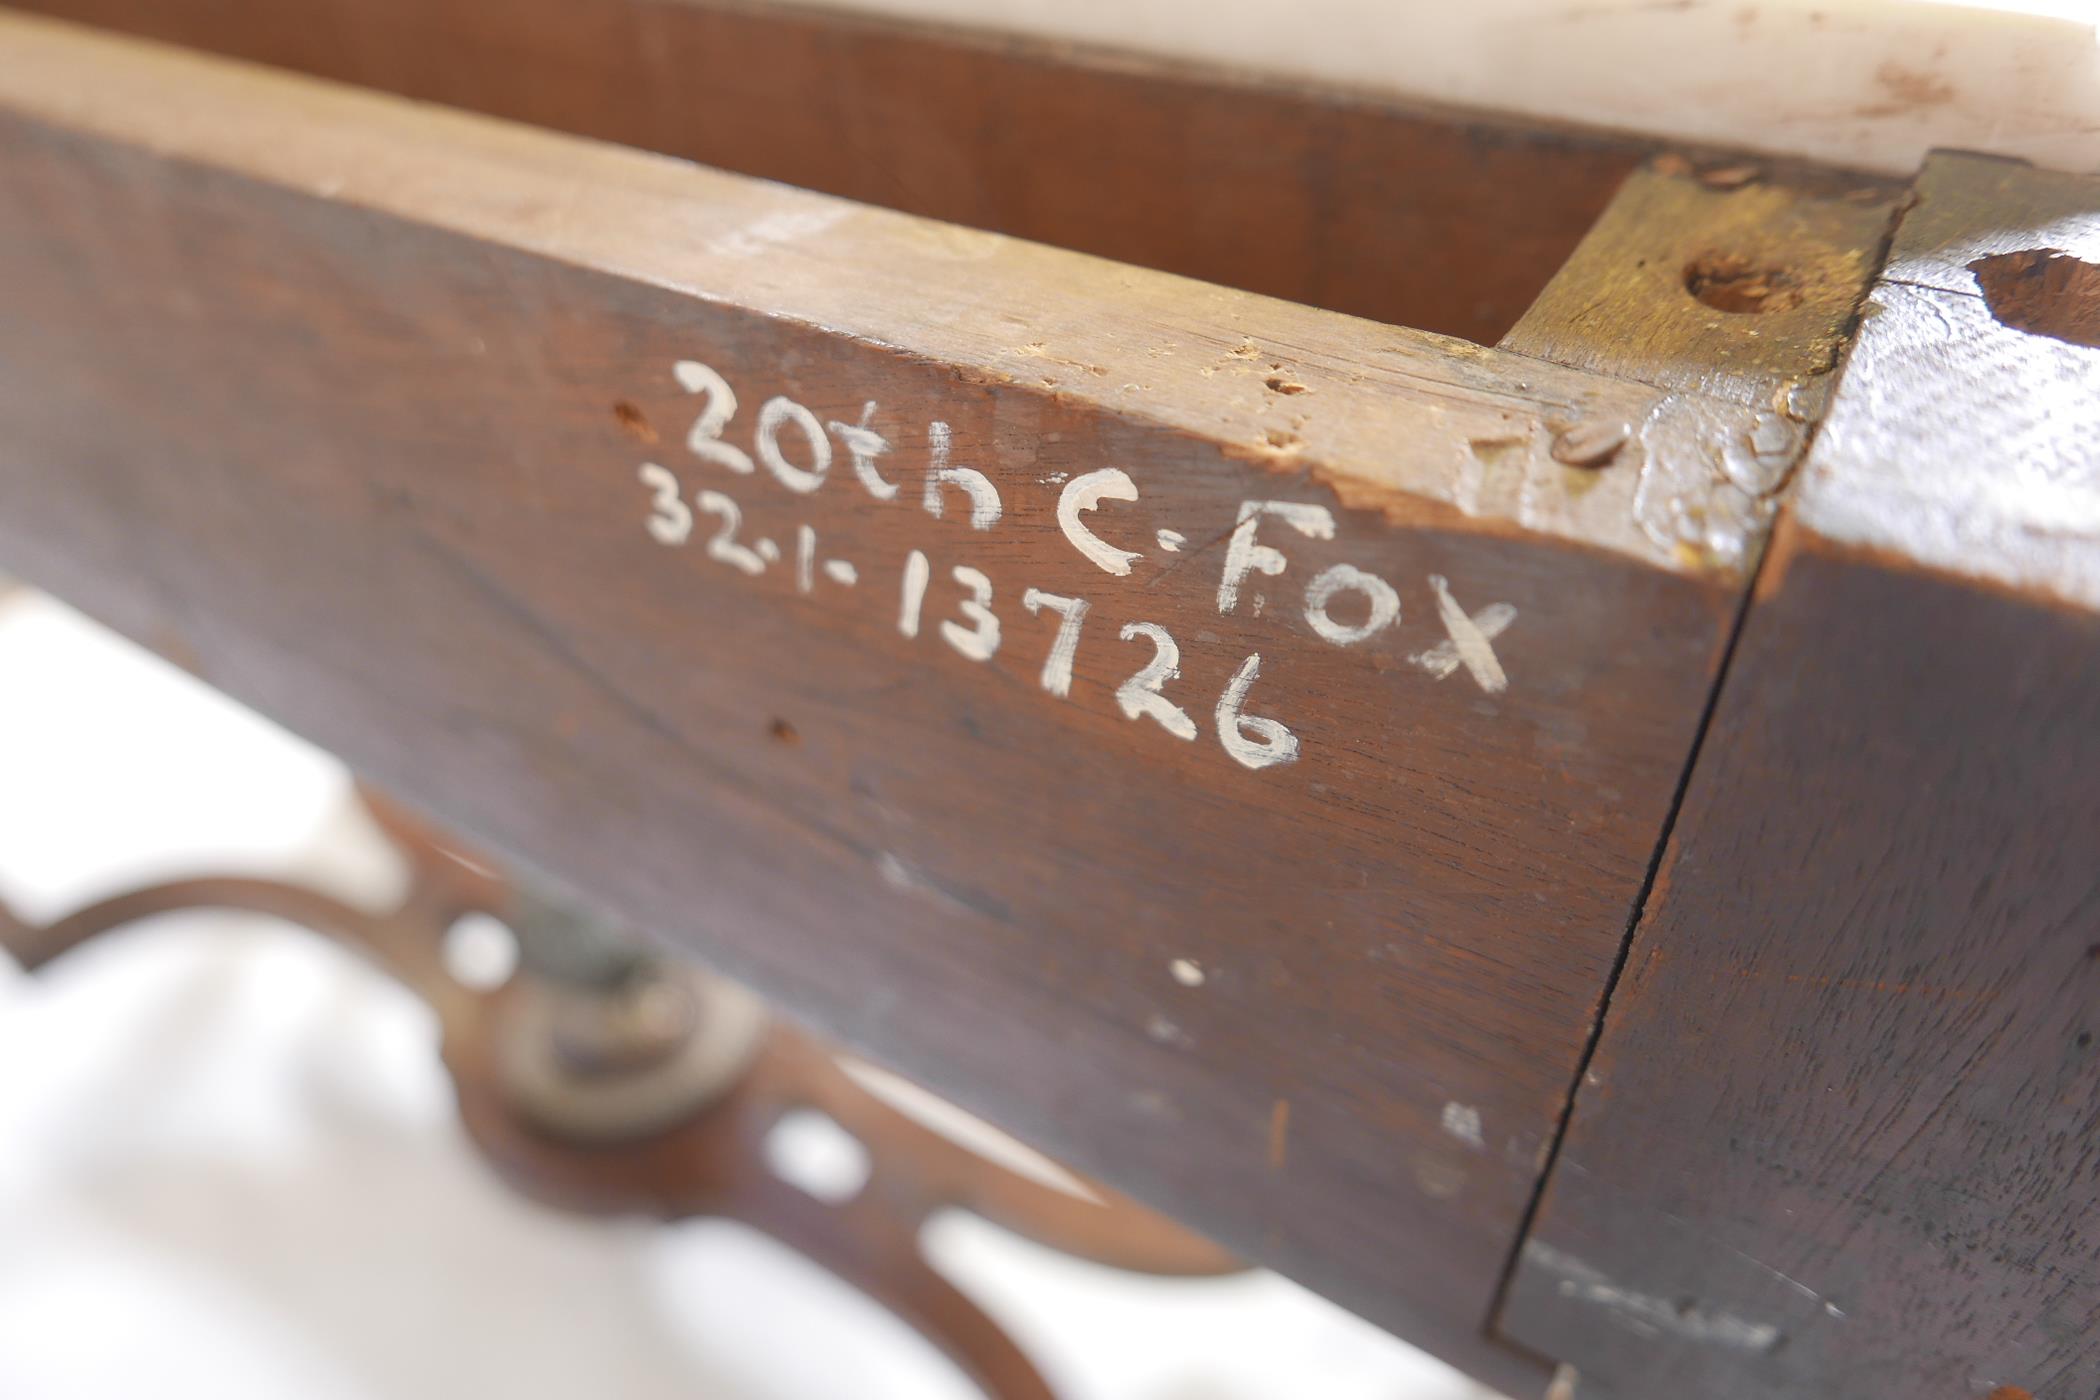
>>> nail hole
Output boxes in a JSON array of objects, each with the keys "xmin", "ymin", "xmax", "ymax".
[
  {"xmin": 612, "ymin": 399, "xmax": 658, "ymax": 443},
  {"xmin": 764, "ymin": 1109, "xmax": 871, "ymax": 1203},
  {"xmin": 2077, "ymin": 1032, "xmax": 2093, "ymax": 1050},
  {"xmin": 1970, "ymin": 249, "xmax": 2100, "ymax": 350},
  {"xmin": 441, "ymin": 911, "xmax": 520, "ymax": 991},
  {"xmin": 769, "ymin": 717, "xmax": 800, "ymax": 745},
  {"xmin": 1685, "ymin": 252, "xmax": 1802, "ymax": 314},
  {"xmin": 1264, "ymin": 375, "xmax": 1308, "ymax": 395}
]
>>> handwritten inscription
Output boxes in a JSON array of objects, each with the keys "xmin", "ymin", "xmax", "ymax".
[{"xmin": 630, "ymin": 358, "xmax": 1514, "ymax": 771}]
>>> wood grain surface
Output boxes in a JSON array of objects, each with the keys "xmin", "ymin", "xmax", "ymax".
[
  {"xmin": 1504, "ymin": 163, "xmax": 1898, "ymax": 408},
  {"xmin": 1499, "ymin": 152, "xmax": 2100, "ymax": 1400},
  {"xmin": 3, "ymin": 0, "xmax": 1664, "ymax": 345},
  {"xmin": 1502, "ymin": 160, "xmax": 1900, "ymax": 579}
]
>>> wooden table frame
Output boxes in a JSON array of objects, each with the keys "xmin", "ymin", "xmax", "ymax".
[{"xmin": 0, "ymin": 8, "xmax": 2090, "ymax": 1398}]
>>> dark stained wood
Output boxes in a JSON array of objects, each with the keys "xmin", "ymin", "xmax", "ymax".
[
  {"xmin": 1499, "ymin": 152, "xmax": 2100, "ymax": 1400},
  {"xmin": 2, "ymin": 0, "xmax": 1665, "ymax": 344},
  {"xmin": 0, "ymin": 18, "xmax": 1868, "ymax": 1391}
]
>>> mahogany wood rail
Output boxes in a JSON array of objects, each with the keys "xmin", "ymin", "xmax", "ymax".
[{"xmin": 0, "ymin": 10, "xmax": 2091, "ymax": 1399}]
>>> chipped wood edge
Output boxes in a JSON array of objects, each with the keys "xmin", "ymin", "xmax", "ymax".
[
  {"xmin": 1792, "ymin": 151, "xmax": 2100, "ymax": 611},
  {"xmin": 1503, "ymin": 159, "xmax": 1901, "ymax": 579}
]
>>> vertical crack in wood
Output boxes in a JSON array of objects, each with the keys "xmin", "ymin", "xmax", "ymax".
[{"xmin": 1481, "ymin": 163, "xmax": 1913, "ymax": 1367}]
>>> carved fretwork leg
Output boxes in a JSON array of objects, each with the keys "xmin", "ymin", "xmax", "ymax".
[{"xmin": 0, "ymin": 787, "xmax": 1240, "ymax": 1400}]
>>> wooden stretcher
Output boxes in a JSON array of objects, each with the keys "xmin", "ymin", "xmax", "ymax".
[{"xmin": 0, "ymin": 6, "xmax": 2092, "ymax": 1398}]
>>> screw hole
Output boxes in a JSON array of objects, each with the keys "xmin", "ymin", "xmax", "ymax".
[
  {"xmin": 1685, "ymin": 252, "xmax": 1802, "ymax": 314},
  {"xmin": 769, "ymin": 717, "xmax": 799, "ymax": 745},
  {"xmin": 1970, "ymin": 249, "xmax": 2100, "ymax": 350}
]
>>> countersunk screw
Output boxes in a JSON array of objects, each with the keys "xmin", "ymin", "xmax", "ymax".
[{"xmin": 1551, "ymin": 418, "xmax": 1633, "ymax": 469}]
